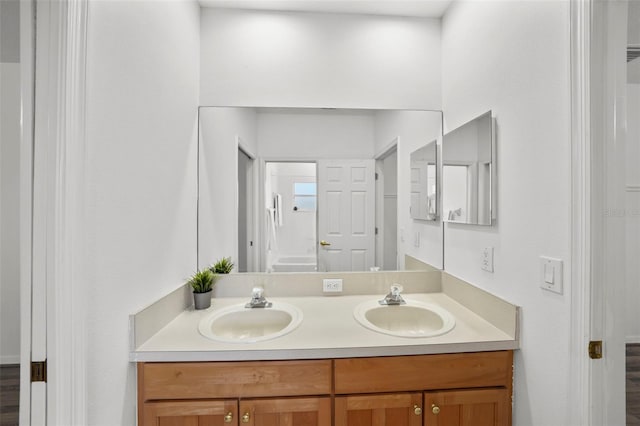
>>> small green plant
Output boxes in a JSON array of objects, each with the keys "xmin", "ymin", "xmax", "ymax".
[
  {"xmin": 210, "ymin": 257, "xmax": 234, "ymax": 274},
  {"xmin": 189, "ymin": 269, "xmax": 217, "ymax": 294}
]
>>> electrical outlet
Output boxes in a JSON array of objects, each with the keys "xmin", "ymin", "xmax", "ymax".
[
  {"xmin": 323, "ymin": 278, "xmax": 343, "ymax": 293},
  {"xmin": 481, "ymin": 247, "xmax": 494, "ymax": 272}
]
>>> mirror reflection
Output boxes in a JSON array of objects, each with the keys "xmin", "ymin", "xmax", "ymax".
[
  {"xmin": 265, "ymin": 162, "xmax": 318, "ymax": 272},
  {"xmin": 410, "ymin": 140, "xmax": 438, "ymax": 221},
  {"xmin": 443, "ymin": 111, "xmax": 495, "ymax": 226},
  {"xmin": 198, "ymin": 107, "xmax": 443, "ymax": 273}
]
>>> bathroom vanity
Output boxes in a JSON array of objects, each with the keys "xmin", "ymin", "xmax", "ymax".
[
  {"xmin": 131, "ymin": 270, "xmax": 518, "ymax": 426},
  {"xmin": 138, "ymin": 351, "xmax": 512, "ymax": 425}
]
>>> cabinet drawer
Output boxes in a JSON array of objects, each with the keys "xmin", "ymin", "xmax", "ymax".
[
  {"xmin": 334, "ymin": 351, "xmax": 513, "ymax": 394},
  {"xmin": 139, "ymin": 360, "xmax": 332, "ymax": 401}
]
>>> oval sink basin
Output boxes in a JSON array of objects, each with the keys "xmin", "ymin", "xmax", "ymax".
[
  {"xmin": 353, "ymin": 299, "xmax": 455, "ymax": 338},
  {"xmin": 198, "ymin": 302, "xmax": 303, "ymax": 343}
]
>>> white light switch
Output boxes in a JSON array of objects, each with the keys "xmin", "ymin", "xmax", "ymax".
[
  {"xmin": 481, "ymin": 247, "xmax": 494, "ymax": 272},
  {"xmin": 540, "ymin": 256, "xmax": 563, "ymax": 294},
  {"xmin": 544, "ymin": 263, "xmax": 554, "ymax": 284}
]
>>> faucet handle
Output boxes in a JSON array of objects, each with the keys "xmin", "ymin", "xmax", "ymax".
[
  {"xmin": 252, "ymin": 287, "xmax": 264, "ymax": 298},
  {"xmin": 390, "ymin": 284, "xmax": 403, "ymax": 296}
]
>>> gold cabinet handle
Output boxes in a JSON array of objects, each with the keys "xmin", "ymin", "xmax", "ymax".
[
  {"xmin": 224, "ymin": 412, "xmax": 233, "ymax": 423},
  {"xmin": 319, "ymin": 240, "xmax": 331, "ymax": 246},
  {"xmin": 242, "ymin": 412, "xmax": 250, "ymax": 423},
  {"xmin": 432, "ymin": 404, "xmax": 440, "ymax": 415},
  {"xmin": 414, "ymin": 405, "xmax": 422, "ymax": 415}
]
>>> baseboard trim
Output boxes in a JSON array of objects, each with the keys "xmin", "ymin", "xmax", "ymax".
[{"xmin": 1, "ymin": 355, "xmax": 21, "ymax": 365}]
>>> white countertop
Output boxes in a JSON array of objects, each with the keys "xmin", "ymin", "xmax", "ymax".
[{"xmin": 131, "ymin": 291, "xmax": 518, "ymax": 362}]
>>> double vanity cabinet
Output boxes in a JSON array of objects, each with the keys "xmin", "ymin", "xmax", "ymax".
[
  {"xmin": 131, "ymin": 271, "xmax": 519, "ymax": 426},
  {"xmin": 138, "ymin": 350, "xmax": 513, "ymax": 426}
]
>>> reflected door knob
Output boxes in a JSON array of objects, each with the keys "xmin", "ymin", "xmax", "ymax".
[
  {"xmin": 319, "ymin": 240, "xmax": 331, "ymax": 246},
  {"xmin": 224, "ymin": 412, "xmax": 233, "ymax": 423},
  {"xmin": 432, "ymin": 404, "xmax": 441, "ymax": 415},
  {"xmin": 242, "ymin": 412, "xmax": 250, "ymax": 423},
  {"xmin": 414, "ymin": 405, "xmax": 422, "ymax": 415}
]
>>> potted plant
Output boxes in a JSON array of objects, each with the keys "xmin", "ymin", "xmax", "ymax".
[
  {"xmin": 189, "ymin": 269, "xmax": 217, "ymax": 310},
  {"xmin": 210, "ymin": 257, "xmax": 234, "ymax": 274}
]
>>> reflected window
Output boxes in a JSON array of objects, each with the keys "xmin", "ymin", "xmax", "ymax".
[{"xmin": 293, "ymin": 182, "xmax": 317, "ymax": 211}]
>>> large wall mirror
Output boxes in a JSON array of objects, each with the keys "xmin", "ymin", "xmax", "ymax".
[
  {"xmin": 198, "ymin": 107, "xmax": 443, "ymax": 273},
  {"xmin": 442, "ymin": 111, "xmax": 495, "ymax": 226}
]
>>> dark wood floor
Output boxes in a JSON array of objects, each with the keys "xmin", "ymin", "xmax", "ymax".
[
  {"xmin": 0, "ymin": 365, "xmax": 19, "ymax": 426},
  {"xmin": 629, "ymin": 344, "xmax": 640, "ymax": 425}
]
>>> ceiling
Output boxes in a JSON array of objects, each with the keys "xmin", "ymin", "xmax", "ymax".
[{"xmin": 198, "ymin": 0, "xmax": 453, "ymax": 18}]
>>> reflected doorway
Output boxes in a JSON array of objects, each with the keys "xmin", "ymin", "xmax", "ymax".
[
  {"xmin": 376, "ymin": 146, "xmax": 398, "ymax": 271},
  {"xmin": 264, "ymin": 162, "xmax": 318, "ymax": 272},
  {"xmin": 237, "ymin": 147, "xmax": 255, "ymax": 273}
]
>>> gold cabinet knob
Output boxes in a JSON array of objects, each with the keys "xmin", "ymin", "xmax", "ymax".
[
  {"xmin": 432, "ymin": 404, "xmax": 441, "ymax": 415},
  {"xmin": 242, "ymin": 412, "xmax": 250, "ymax": 423},
  {"xmin": 224, "ymin": 412, "xmax": 233, "ymax": 423},
  {"xmin": 319, "ymin": 240, "xmax": 331, "ymax": 246},
  {"xmin": 414, "ymin": 405, "xmax": 422, "ymax": 415}
]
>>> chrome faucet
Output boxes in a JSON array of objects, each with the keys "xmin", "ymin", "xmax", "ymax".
[
  {"xmin": 379, "ymin": 284, "xmax": 406, "ymax": 306},
  {"xmin": 245, "ymin": 286, "xmax": 272, "ymax": 308}
]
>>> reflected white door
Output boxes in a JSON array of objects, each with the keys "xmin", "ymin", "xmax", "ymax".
[{"xmin": 317, "ymin": 160, "xmax": 375, "ymax": 271}]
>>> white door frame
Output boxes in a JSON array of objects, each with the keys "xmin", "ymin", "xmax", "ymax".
[
  {"xmin": 21, "ymin": 0, "xmax": 90, "ymax": 424},
  {"xmin": 19, "ymin": 0, "xmax": 35, "ymax": 423},
  {"xmin": 567, "ymin": 1, "xmax": 592, "ymax": 423},
  {"xmin": 569, "ymin": 0, "xmax": 627, "ymax": 424}
]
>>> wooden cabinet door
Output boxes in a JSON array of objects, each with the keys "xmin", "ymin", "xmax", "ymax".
[
  {"xmin": 238, "ymin": 397, "xmax": 331, "ymax": 426},
  {"xmin": 334, "ymin": 393, "xmax": 423, "ymax": 426},
  {"xmin": 142, "ymin": 400, "xmax": 238, "ymax": 426},
  {"xmin": 423, "ymin": 389, "xmax": 510, "ymax": 426}
]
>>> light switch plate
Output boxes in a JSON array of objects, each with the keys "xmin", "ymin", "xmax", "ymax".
[
  {"xmin": 540, "ymin": 256, "xmax": 563, "ymax": 294},
  {"xmin": 481, "ymin": 247, "xmax": 494, "ymax": 272}
]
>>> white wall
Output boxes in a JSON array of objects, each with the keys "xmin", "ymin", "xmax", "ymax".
[
  {"xmin": 630, "ymin": 1, "xmax": 640, "ymax": 84},
  {"xmin": 442, "ymin": 2, "xmax": 571, "ymax": 425},
  {"xmin": 257, "ymin": 109, "xmax": 376, "ymax": 159},
  {"xmin": 627, "ymin": 82, "xmax": 640, "ymax": 343},
  {"xmin": 375, "ymin": 110, "xmax": 443, "ymax": 270},
  {"xmin": 84, "ymin": 1, "xmax": 200, "ymax": 424},
  {"xmin": 199, "ymin": 107, "xmax": 257, "ymax": 269},
  {"xmin": 200, "ymin": 8, "xmax": 441, "ymax": 110},
  {"xmin": 0, "ymin": 62, "xmax": 21, "ymax": 364}
]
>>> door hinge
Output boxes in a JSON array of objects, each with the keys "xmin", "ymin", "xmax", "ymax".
[
  {"xmin": 375, "ymin": 227, "xmax": 378, "ymax": 235},
  {"xmin": 31, "ymin": 360, "xmax": 47, "ymax": 382},
  {"xmin": 375, "ymin": 172, "xmax": 379, "ymax": 180},
  {"xmin": 589, "ymin": 340, "xmax": 603, "ymax": 359}
]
